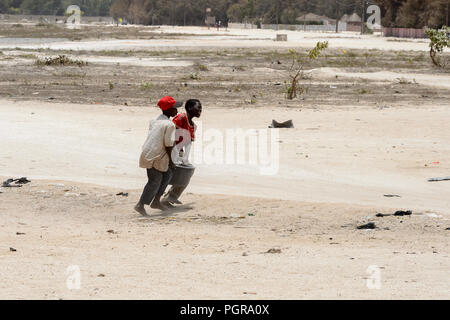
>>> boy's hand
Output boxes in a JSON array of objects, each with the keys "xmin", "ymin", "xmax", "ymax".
[{"xmin": 166, "ymin": 146, "xmax": 175, "ymax": 169}]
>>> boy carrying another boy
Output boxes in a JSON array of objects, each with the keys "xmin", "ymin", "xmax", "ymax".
[{"xmin": 134, "ymin": 96, "xmax": 182, "ymax": 216}]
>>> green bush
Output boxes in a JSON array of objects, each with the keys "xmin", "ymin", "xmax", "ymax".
[{"xmin": 425, "ymin": 26, "xmax": 450, "ymax": 67}]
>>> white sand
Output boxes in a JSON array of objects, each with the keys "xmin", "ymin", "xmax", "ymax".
[
  {"xmin": 2, "ymin": 99, "xmax": 450, "ymax": 214},
  {"xmin": 0, "ymin": 26, "xmax": 439, "ymax": 52},
  {"xmin": 1, "ymin": 99, "xmax": 449, "ymax": 299},
  {"xmin": 1, "ymin": 26, "xmax": 449, "ymax": 299}
]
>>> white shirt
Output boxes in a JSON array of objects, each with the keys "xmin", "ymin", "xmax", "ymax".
[{"xmin": 139, "ymin": 114, "xmax": 176, "ymax": 172}]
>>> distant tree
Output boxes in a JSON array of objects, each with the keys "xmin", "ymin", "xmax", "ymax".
[
  {"xmin": 227, "ymin": 1, "xmax": 248, "ymax": 23},
  {"xmin": 110, "ymin": 0, "xmax": 130, "ymax": 20},
  {"xmin": 128, "ymin": 0, "xmax": 151, "ymax": 24},
  {"xmin": 394, "ymin": 0, "xmax": 424, "ymax": 28},
  {"xmin": 0, "ymin": 0, "xmax": 11, "ymax": 13},
  {"xmin": 10, "ymin": 0, "xmax": 23, "ymax": 7},
  {"xmin": 60, "ymin": 0, "xmax": 114, "ymax": 16},
  {"xmin": 376, "ymin": 0, "xmax": 448, "ymax": 29},
  {"xmin": 424, "ymin": 0, "xmax": 449, "ymax": 29},
  {"xmin": 8, "ymin": 0, "xmax": 445, "ymax": 28},
  {"xmin": 20, "ymin": 0, "xmax": 63, "ymax": 15},
  {"xmin": 425, "ymin": 26, "xmax": 449, "ymax": 67},
  {"xmin": 99, "ymin": 0, "xmax": 113, "ymax": 16},
  {"xmin": 374, "ymin": 0, "xmax": 406, "ymax": 27}
]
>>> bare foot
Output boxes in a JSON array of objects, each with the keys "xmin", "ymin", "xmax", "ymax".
[
  {"xmin": 162, "ymin": 195, "xmax": 182, "ymax": 205},
  {"xmin": 165, "ymin": 198, "xmax": 182, "ymax": 205},
  {"xmin": 150, "ymin": 200, "xmax": 169, "ymax": 211},
  {"xmin": 161, "ymin": 200, "xmax": 175, "ymax": 209},
  {"xmin": 134, "ymin": 203, "xmax": 148, "ymax": 216}
]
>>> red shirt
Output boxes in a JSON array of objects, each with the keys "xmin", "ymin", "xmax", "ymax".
[{"xmin": 173, "ymin": 113, "xmax": 196, "ymax": 144}]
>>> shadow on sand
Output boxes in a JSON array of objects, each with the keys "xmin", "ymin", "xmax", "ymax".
[{"xmin": 137, "ymin": 202, "xmax": 195, "ymax": 220}]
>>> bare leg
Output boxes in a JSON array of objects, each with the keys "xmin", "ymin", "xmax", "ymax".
[{"xmin": 134, "ymin": 203, "xmax": 148, "ymax": 216}]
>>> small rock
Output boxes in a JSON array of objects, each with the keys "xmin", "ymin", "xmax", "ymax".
[
  {"xmin": 394, "ymin": 210, "xmax": 412, "ymax": 216},
  {"xmin": 266, "ymin": 248, "xmax": 281, "ymax": 254},
  {"xmin": 9, "ymin": 247, "xmax": 17, "ymax": 252},
  {"xmin": 15, "ymin": 177, "xmax": 30, "ymax": 185},
  {"xmin": 357, "ymin": 222, "xmax": 376, "ymax": 229},
  {"xmin": 242, "ymin": 252, "xmax": 248, "ymax": 256},
  {"xmin": 376, "ymin": 213, "xmax": 389, "ymax": 217},
  {"xmin": 269, "ymin": 119, "xmax": 294, "ymax": 128},
  {"xmin": 97, "ymin": 273, "xmax": 105, "ymax": 277}
]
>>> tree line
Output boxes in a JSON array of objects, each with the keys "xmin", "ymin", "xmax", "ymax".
[
  {"xmin": 108, "ymin": 0, "xmax": 366, "ymax": 26},
  {"xmin": 1, "ymin": 0, "xmax": 449, "ymax": 29},
  {"xmin": 0, "ymin": 0, "xmax": 114, "ymax": 16},
  {"xmin": 111, "ymin": 0, "xmax": 450, "ymax": 29}
]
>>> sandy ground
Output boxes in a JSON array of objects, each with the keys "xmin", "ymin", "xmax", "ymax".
[
  {"xmin": 0, "ymin": 26, "xmax": 438, "ymax": 52},
  {"xmin": 315, "ymin": 67, "xmax": 450, "ymax": 89},
  {"xmin": 1, "ymin": 179, "xmax": 449, "ymax": 300},
  {"xmin": 2, "ymin": 100, "xmax": 450, "ymax": 212},
  {"xmin": 0, "ymin": 25, "xmax": 449, "ymax": 299},
  {"xmin": 1, "ymin": 99, "xmax": 449, "ymax": 299}
]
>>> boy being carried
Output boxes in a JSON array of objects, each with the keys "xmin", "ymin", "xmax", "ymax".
[
  {"xmin": 162, "ymin": 99, "xmax": 202, "ymax": 205},
  {"xmin": 135, "ymin": 96, "xmax": 182, "ymax": 216}
]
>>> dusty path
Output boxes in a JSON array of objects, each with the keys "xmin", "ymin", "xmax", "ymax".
[
  {"xmin": 0, "ymin": 26, "xmax": 438, "ymax": 52},
  {"xmin": 1, "ymin": 99, "xmax": 450, "ymax": 214},
  {"xmin": 1, "ymin": 99, "xmax": 450, "ymax": 299}
]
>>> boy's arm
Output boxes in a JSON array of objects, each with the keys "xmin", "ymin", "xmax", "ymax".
[
  {"xmin": 164, "ymin": 124, "xmax": 176, "ymax": 168},
  {"xmin": 166, "ymin": 146, "xmax": 175, "ymax": 168}
]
